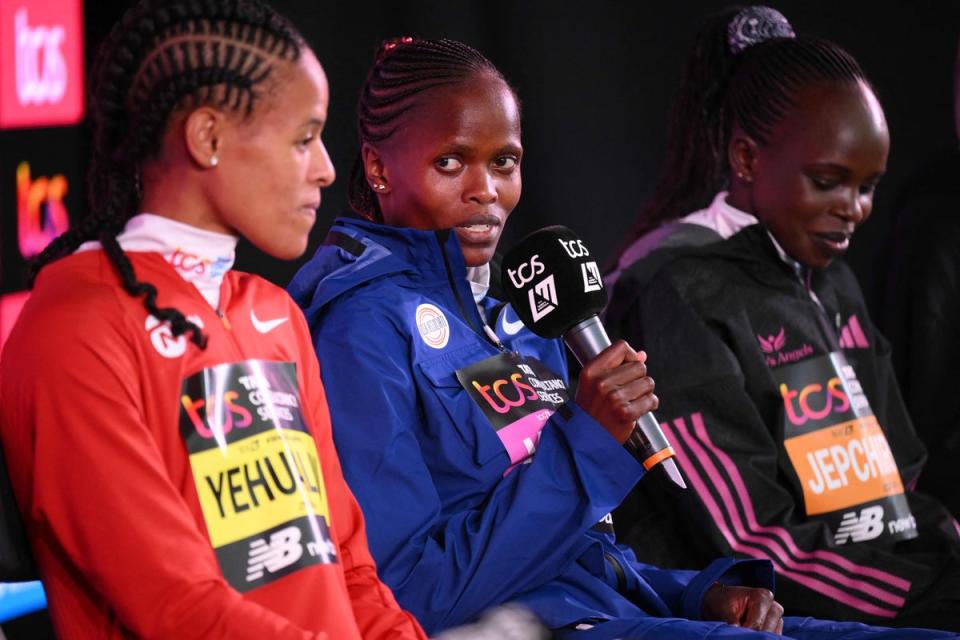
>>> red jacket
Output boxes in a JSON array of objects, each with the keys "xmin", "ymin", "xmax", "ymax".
[{"xmin": 0, "ymin": 250, "xmax": 425, "ymax": 640}]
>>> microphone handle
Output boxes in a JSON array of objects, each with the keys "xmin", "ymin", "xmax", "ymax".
[{"xmin": 565, "ymin": 316, "xmax": 686, "ymax": 488}]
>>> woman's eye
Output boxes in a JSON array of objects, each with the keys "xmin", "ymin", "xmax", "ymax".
[
  {"xmin": 494, "ymin": 156, "xmax": 519, "ymax": 170},
  {"xmin": 297, "ymin": 134, "xmax": 315, "ymax": 148},
  {"xmin": 859, "ymin": 181, "xmax": 878, "ymax": 195},
  {"xmin": 810, "ymin": 176, "xmax": 837, "ymax": 190},
  {"xmin": 436, "ymin": 157, "xmax": 463, "ymax": 172}
]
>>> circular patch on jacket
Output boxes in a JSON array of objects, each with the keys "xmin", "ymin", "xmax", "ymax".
[
  {"xmin": 415, "ymin": 304, "xmax": 449, "ymax": 349},
  {"xmin": 145, "ymin": 313, "xmax": 204, "ymax": 358}
]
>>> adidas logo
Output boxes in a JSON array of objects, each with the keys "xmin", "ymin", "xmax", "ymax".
[{"xmin": 838, "ymin": 314, "xmax": 869, "ymax": 350}]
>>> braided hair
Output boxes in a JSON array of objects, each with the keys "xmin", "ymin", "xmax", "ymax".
[
  {"xmin": 618, "ymin": 6, "xmax": 796, "ymax": 247},
  {"xmin": 726, "ymin": 37, "xmax": 866, "ymax": 147},
  {"xmin": 30, "ymin": 0, "xmax": 305, "ymax": 348},
  {"xmin": 625, "ymin": 6, "xmax": 793, "ymax": 240},
  {"xmin": 621, "ymin": 9, "xmax": 871, "ymax": 252},
  {"xmin": 348, "ymin": 37, "xmax": 510, "ymax": 221}
]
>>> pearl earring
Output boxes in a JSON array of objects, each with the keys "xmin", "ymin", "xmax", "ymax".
[{"xmin": 210, "ymin": 154, "xmax": 219, "ymax": 167}]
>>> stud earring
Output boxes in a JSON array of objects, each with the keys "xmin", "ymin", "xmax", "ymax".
[
  {"xmin": 373, "ymin": 183, "xmax": 385, "ymax": 191},
  {"xmin": 210, "ymin": 154, "xmax": 219, "ymax": 167}
]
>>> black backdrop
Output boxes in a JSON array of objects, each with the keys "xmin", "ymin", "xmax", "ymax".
[{"xmin": 80, "ymin": 0, "xmax": 959, "ymax": 316}]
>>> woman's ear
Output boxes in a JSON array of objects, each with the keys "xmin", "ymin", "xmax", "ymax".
[
  {"xmin": 362, "ymin": 142, "xmax": 391, "ymax": 193},
  {"xmin": 728, "ymin": 130, "xmax": 759, "ymax": 185},
  {"xmin": 183, "ymin": 107, "xmax": 226, "ymax": 169}
]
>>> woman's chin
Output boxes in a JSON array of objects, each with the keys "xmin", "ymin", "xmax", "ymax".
[{"xmin": 462, "ymin": 247, "xmax": 496, "ymax": 268}]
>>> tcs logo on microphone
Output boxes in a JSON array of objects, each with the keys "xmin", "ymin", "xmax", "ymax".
[
  {"xmin": 0, "ymin": 0, "xmax": 84, "ymax": 129},
  {"xmin": 558, "ymin": 238, "xmax": 589, "ymax": 259},
  {"xmin": 506, "ymin": 254, "xmax": 544, "ymax": 288}
]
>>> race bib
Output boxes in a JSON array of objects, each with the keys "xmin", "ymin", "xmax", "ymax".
[
  {"xmin": 455, "ymin": 352, "xmax": 614, "ymax": 534},
  {"xmin": 179, "ymin": 360, "xmax": 337, "ymax": 592},
  {"xmin": 776, "ymin": 352, "xmax": 916, "ymax": 545},
  {"xmin": 456, "ymin": 352, "xmax": 569, "ymax": 470}
]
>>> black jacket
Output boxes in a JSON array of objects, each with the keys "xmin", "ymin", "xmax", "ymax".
[{"xmin": 608, "ymin": 223, "xmax": 960, "ymax": 626}]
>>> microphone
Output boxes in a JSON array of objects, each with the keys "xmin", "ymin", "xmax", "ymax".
[{"xmin": 500, "ymin": 225, "xmax": 685, "ymax": 488}]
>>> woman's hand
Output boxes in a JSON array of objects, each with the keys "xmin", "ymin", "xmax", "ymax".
[
  {"xmin": 574, "ymin": 340, "xmax": 658, "ymax": 444},
  {"xmin": 702, "ymin": 583, "xmax": 785, "ymax": 634}
]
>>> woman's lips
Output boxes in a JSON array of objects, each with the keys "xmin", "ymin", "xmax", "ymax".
[
  {"xmin": 455, "ymin": 215, "xmax": 501, "ymax": 244},
  {"xmin": 811, "ymin": 230, "xmax": 851, "ymax": 256}
]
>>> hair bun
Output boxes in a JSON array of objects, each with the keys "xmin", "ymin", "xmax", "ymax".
[{"xmin": 727, "ymin": 6, "xmax": 794, "ymax": 55}]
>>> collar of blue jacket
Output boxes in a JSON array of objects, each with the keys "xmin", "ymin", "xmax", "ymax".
[{"xmin": 288, "ymin": 217, "xmax": 475, "ymax": 324}]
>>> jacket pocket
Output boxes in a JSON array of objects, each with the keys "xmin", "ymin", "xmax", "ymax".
[{"xmin": 416, "ymin": 344, "xmax": 509, "ymax": 468}]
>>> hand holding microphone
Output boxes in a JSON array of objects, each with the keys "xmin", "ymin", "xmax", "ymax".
[
  {"xmin": 500, "ymin": 225, "xmax": 685, "ymax": 488},
  {"xmin": 575, "ymin": 341, "xmax": 659, "ymax": 444}
]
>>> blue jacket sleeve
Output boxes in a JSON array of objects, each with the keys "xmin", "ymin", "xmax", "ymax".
[
  {"xmin": 313, "ymin": 300, "xmax": 768, "ymax": 632},
  {"xmin": 624, "ymin": 553, "xmax": 775, "ymax": 620}
]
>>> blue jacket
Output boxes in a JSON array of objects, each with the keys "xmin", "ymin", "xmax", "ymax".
[{"xmin": 289, "ymin": 218, "xmax": 774, "ymax": 635}]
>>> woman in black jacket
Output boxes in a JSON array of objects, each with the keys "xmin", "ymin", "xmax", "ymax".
[{"xmin": 606, "ymin": 7, "xmax": 960, "ymax": 632}]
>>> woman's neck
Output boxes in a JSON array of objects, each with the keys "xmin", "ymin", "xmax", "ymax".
[
  {"xmin": 725, "ymin": 183, "xmax": 754, "ymax": 215},
  {"xmin": 139, "ymin": 159, "xmax": 233, "ymax": 236}
]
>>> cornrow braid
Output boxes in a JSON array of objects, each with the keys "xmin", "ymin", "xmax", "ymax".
[
  {"xmin": 727, "ymin": 37, "xmax": 865, "ymax": 146},
  {"xmin": 348, "ymin": 37, "xmax": 508, "ymax": 221},
  {"xmin": 30, "ymin": 0, "xmax": 305, "ymax": 348}
]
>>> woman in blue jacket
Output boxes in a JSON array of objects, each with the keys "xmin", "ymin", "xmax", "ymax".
[{"xmin": 289, "ymin": 37, "xmax": 951, "ymax": 640}]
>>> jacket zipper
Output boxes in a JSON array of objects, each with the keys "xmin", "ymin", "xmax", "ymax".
[
  {"xmin": 800, "ymin": 267, "xmax": 844, "ymax": 353},
  {"xmin": 603, "ymin": 552, "xmax": 627, "ymax": 593},
  {"xmin": 436, "ymin": 231, "xmax": 507, "ymax": 353}
]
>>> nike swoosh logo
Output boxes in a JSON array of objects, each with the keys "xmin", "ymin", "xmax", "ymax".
[
  {"xmin": 250, "ymin": 310, "xmax": 289, "ymax": 334},
  {"xmin": 501, "ymin": 305, "xmax": 525, "ymax": 336}
]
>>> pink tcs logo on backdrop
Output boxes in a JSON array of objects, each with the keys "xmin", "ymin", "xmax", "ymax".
[
  {"xmin": 0, "ymin": 0, "xmax": 84, "ymax": 129},
  {"xmin": 17, "ymin": 161, "xmax": 70, "ymax": 258}
]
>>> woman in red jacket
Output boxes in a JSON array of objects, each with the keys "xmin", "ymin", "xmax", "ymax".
[{"xmin": 0, "ymin": 1, "xmax": 425, "ymax": 638}]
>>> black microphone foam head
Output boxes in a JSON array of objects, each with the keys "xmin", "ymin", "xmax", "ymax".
[{"xmin": 500, "ymin": 225, "xmax": 607, "ymax": 338}]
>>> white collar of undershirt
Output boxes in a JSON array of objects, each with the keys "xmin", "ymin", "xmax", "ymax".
[
  {"xmin": 683, "ymin": 191, "xmax": 799, "ymax": 272},
  {"xmin": 77, "ymin": 213, "xmax": 237, "ymax": 308},
  {"xmin": 466, "ymin": 263, "xmax": 491, "ymax": 304},
  {"xmin": 680, "ymin": 191, "xmax": 758, "ymax": 239}
]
